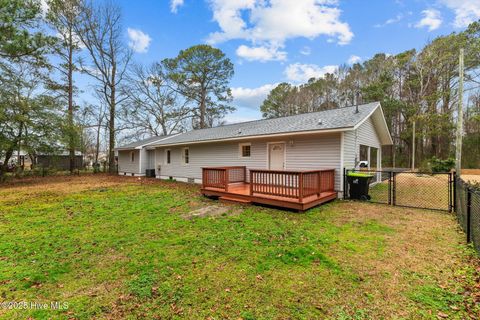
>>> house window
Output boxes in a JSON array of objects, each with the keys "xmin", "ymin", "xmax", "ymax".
[
  {"xmin": 183, "ymin": 148, "xmax": 189, "ymax": 164},
  {"xmin": 130, "ymin": 151, "xmax": 135, "ymax": 162},
  {"xmin": 165, "ymin": 149, "xmax": 171, "ymax": 164},
  {"xmin": 239, "ymin": 143, "xmax": 251, "ymax": 158}
]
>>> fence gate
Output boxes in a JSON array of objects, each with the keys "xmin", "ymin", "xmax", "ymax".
[{"xmin": 344, "ymin": 169, "xmax": 454, "ymax": 212}]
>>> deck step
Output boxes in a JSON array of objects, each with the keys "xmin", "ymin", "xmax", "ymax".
[{"xmin": 219, "ymin": 196, "xmax": 252, "ymax": 204}]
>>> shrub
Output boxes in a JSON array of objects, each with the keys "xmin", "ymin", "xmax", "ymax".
[{"xmin": 429, "ymin": 157, "xmax": 455, "ymax": 173}]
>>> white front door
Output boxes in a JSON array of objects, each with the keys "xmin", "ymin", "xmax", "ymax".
[{"xmin": 269, "ymin": 143, "xmax": 285, "ymax": 170}]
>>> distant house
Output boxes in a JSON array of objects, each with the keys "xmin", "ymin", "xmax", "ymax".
[
  {"xmin": 36, "ymin": 151, "xmax": 83, "ymax": 170},
  {"xmin": 115, "ymin": 102, "xmax": 393, "ymax": 202}
]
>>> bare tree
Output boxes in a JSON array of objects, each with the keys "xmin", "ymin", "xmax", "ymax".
[
  {"xmin": 76, "ymin": 0, "xmax": 131, "ymax": 173},
  {"xmin": 46, "ymin": 0, "xmax": 83, "ymax": 173},
  {"xmin": 123, "ymin": 63, "xmax": 192, "ymax": 138},
  {"xmin": 79, "ymin": 102, "xmax": 106, "ymax": 166}
]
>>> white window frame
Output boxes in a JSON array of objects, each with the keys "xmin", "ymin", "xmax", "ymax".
[
  {"xmin": 165, "ymin": 149, "xmax": 171, "ymax": 165},
  {"xmin": 238, "ymin": 143, "xmax": 251, "ymax": 158},
  {"xmin": 130, "ymin": 151, "xmax": 135, "ymax": 163},
  {"xmin": 182, "ymin": 147, "xmax": 189, "ymax": 165}
]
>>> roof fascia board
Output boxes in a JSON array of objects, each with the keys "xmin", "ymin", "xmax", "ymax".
[
  {"xmin": 352, "ymin": 102, "xmax": 380, "ymax": 130},
  {"xmin": 150, "ymin": 127, "xmax": 354, "ymax": 148},
  {"xmin": 352, "ymin": 102, "xmax": 393, "ymax": 145},
  {"xmin": 115, "ymin": 134, "xmax": 181, "ymax": 151},
  {"xmin": 376, "ymin": 105, "xmax": 394, "ymax": 145}
]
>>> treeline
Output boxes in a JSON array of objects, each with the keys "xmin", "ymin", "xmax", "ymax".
[
  {"xmin": 0, "ymin": 0, "xmax": 234, "ymax": 177},
  {"xmin": 261, "ymin": 23, "xmax": 480, "ymax": 168}
]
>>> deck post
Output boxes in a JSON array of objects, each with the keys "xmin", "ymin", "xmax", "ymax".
[
  {"xmin": 224, "ymin": 168, "xmax": 229, "ymax": 192},
  {"xmin": 298, "ymin": 172, "xmax": 304, "ymax": 202},
  {"xmin": 317, "ymin": 171, "xmax": 321, "ymax": 196},
  {"xmin": 249, "ymin": 170, "xmax": 253, "ymax": 195}
]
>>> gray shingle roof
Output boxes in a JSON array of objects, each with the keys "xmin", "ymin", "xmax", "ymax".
[
  {"xmin": 116, "ymin": 135, "xmax": 173, "ymax": 150},
  {"xmin": 152, "ymin": 102, "xmax": 380, "ymax": 147}
]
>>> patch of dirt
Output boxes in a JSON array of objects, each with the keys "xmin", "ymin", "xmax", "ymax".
[
  {"xmin": 181, "ymin": 205, "xmax": 239, "ymax": 220},
  {"xmin": 0, "ymin": 174, "xmax": 200, "ymax": 204},
  {"xmin": 329, "ymin": 200, "xmax": 480, "ymax": 318},
  {"xmin": 462, "ymin": 174, "xmax": 480, "ymax": 184}
]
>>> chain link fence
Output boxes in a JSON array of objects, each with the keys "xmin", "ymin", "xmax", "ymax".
[
  {"xmin": 455, "ymin": 178, "xmax": 480, "ymax": 253},
  {"xmin": 344, "ymin": 169, "xmax": 453, "ymax": 212}
]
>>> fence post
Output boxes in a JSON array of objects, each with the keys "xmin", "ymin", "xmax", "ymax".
[
  {"xmin": 453, "ymin": 171, "xmax": 457, "ymax": 212},
  {"xmin": 343, "ymin": 168, "xmax": 347, "ymax": 200},
  {"xmin": 392, "ymin": 172, "xmax": 396, "ymax": 206},
  {"xmin": 388, "ymin": 171, "xmax": 392, "ymax": 205},
  {"xmin": 467, "ymin": 187, "xmax": 472, "ymax": 243},
  {"xmin": 448, "ymin": 173, "xmax": 452, "ymax": 213}
]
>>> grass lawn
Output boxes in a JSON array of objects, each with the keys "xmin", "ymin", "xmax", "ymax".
[
  {"xmin": 0, "ymin": 175, "xmax": 479, "ymax": 319},
  {"xmin": 368, "ymin": 173, "xmax": 451, "ymax": 211}
]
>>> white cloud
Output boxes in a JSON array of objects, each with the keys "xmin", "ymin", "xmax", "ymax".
[
  {"xmin": 415, "ymin": 9, "xmax": 442, "ymax": 31},
  {"xmin": 223, "ymin": 112, "xmax": 261, "ymax": 124},
  {"xmin": 236, "ymin": 44, "xmax": 286, "ymax": 62},
  {"xmin": 284, "ymin": 63, "xmax": 338, "ymax": 82},
  {"xmin": 206, "ymin": 0, "xmax": 353, "ymax": 61},
  {"xmin": 374, "ymin": 13, "xmax": 404, "ymax": 28},
  {"xmin": 439, "ymin": 0, "xmax": 480, "ymax": 28},
  {"xmin": 127, "ymin": 28, "xmax": 152, "ymax": 53},
  {"xmin": 170, "ymin": 0, "xmax": 184, "ymax": 13},
  {"xmin": 231, "ymin": 83, "xmax": 279, "ymax": 109},
  {"xmin": 347, "ymin": 55, "xmax": 361, "ymax": 64},
  {"xmin": 300, "ymin": 46, "xmax": 312, "ymax": 55}
]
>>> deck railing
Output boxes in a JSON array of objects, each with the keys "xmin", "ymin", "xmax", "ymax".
[
  {"xmin": 202, "ymin": 166, "xmax": 246, "ymax": 192},
  {"xmin": 250, "ymin": 169, "xmax": 335, "ymax": 201},
  {"xmin": 202, "ymin": 166, "xmax": 335, "ymax": 201}
]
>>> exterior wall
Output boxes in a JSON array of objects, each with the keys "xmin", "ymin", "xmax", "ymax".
[
  {"xmin": 145, "ymin": 150, "xmax": 155, "ymax": 170},
  {"xmin": 357, "ymin": 117, "xmax": 382, "ymax": 149},
  {"xmin": 118, "ymin": 149, "xmax": 141, "ymax": 175},
  {"xmin": 341, "ymin": 117, "xmax": 383, "ymax": 192},
  {"xmin": 138, "ymin": 148, "xmax": 149, "ymax": 174},
  {"xmin": 342, "ymin": 117, "xmax": 382, "ymax": 170},
  {"xmin": 155, "ymin": 132, "xmax": 342, "ymax": 191}
]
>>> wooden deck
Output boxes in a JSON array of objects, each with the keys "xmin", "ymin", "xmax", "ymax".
[{"xmin": 201, "ymin": 167, "xmax": 337, "ymax": 211}]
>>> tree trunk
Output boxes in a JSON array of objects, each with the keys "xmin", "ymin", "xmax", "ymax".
[
  {"xmin": 199, "ymin": 88, "xmax": 206, "ymax": 129},
  {"xmin": 68, "ymin": 28, "xmax": 75, "ymax": 173},
  {"xmin": 95, "ymin": 122, "xmax": 101, "ymax": 164},
  {"xmin": 108, "ymin": 93, "xmax": 115, "ymax": 173}
]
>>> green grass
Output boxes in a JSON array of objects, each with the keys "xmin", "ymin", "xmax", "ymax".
[{"xmin": 0, "ymin": 176, "xmax": 477, "ymax": 319}]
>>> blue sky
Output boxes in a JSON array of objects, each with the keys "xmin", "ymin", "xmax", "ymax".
[{"xmin": 80, "ymin": 0, "xmax": 480, "ymax": 123}]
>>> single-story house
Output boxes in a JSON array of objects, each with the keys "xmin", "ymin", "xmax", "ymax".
[
  {"xmin": 116, "ymin": 102, "xmax": 393, "ymax": 205},
  {"xmin": 116, "ymin": 135, "xmax": 175, "ymax": 176}
]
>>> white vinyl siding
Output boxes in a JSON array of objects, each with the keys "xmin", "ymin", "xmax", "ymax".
[
  {"xmin": 357, "ymin": 117, "xmax": 382, "ymax": 148},
  {"xmin": 342, "ymin": 117, "xmax": 382, "ymax": 171},
  {"xmin": 118, "ymin": 150, "xmax": 140, "ymax": 174},
  {"xmin": 155, "ymin": 132, "xmax": 342, "ymax": 190}
]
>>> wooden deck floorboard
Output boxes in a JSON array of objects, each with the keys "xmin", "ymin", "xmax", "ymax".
[{"xmin": 202, "ymin": 182, "xmax": 337, "ymax": 211}]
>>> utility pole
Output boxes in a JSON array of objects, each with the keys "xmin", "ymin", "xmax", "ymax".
[
  {"xmin": 455, "ymin": 48, "xmax": 464, "ymax": 175},
  {"xmin": 412, "ymin": 119, "xmax": 416, "ymax": 171}
]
